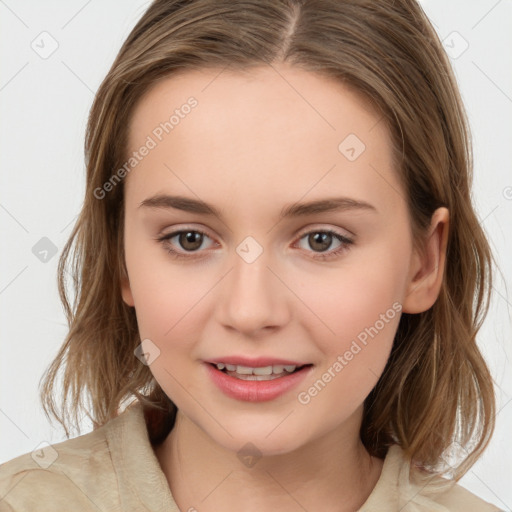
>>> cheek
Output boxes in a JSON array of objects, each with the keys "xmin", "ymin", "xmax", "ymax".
[
  {"xmin": 126, "ymin": 258, "xmax": 210, "ymax": 397},
  {"xmin": 129, "ymin": 265, "xmax": 211, "ymax": 342},
  {"xmin": 298, "ymin": 255, "xmax": 405, "ymax": 350},
  {"xmin": 293, "ymin": 247, "xmax": 405, "ymax": 411},
  {"xmin": 124, "ymin": 232, "xmax": 202, "ymax": 341},
  {"xmin": 295, "ymin": 265, "xmax": 402, "ymax": 424}
]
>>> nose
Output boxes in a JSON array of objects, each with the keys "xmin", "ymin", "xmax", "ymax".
[{"xmin": 215, "ymin": 245, "xmax": 292, "ymax": 337}]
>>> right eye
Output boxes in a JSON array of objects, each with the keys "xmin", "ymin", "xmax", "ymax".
[{"xmin": 156, "ymin": 228, "xmax": 217, "ymax": 259}]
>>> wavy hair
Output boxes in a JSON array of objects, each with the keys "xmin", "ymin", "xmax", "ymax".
[{"xmin": 40, "ymin": 0, "xmax": 497, "ymax": 480}]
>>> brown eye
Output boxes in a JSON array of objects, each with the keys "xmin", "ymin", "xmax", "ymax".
[
  {"xmin": 307, "ymin": 232, "xmax": 334, "ymax": 252},
  {"xmin": 158, "ymin": 228, "xmax": 215, "ymax": 258},
  {"xmin": 295, "ymin": 229, "xmax": 354, "ymax": 261},
  {"xmin": 178, "ymin": 231, "xmax": 204, "ymax": 251}
]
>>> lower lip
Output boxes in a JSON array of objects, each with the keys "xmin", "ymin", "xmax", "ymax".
[{"xmin": 204, "ymin": 363, "xmax": 313, "ymax": 402}]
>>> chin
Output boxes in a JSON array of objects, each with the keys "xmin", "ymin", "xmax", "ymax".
[{"xmin": 200, "ymin": 415, "xmax": 311, "ymax": 457}]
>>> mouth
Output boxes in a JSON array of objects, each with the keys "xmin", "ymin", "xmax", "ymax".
[
  {"xmin": 204, "ymin": 360, "xmax": 314, "ymax": 402},
  {"xmin": 209, "ymin": 362, "xmax": 312, "ymax": 381}
]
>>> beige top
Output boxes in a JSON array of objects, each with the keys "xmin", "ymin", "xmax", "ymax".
[{"xmin": 0, "ymin": 400, "xmax": 502, "ymax": 512}]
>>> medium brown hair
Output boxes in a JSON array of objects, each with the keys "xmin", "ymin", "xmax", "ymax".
[{"xmin": 40, "ymin": 0, "xmax": 496, "ymax": 480}]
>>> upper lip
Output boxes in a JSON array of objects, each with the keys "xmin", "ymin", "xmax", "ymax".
[{"xmin": 205, "ymin": 356, "xmax": 311, "ymax": 367}]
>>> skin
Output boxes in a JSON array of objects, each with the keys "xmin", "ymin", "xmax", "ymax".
[{"xmin": 120, "ymin": 63, "xmax": 449, "ymax": 512}]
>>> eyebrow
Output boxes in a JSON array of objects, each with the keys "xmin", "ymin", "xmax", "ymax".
[{"xmin": 138, "ymin": 194, "xmax": 377, "ymax": 219}]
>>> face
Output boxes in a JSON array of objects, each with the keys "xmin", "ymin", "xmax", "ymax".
[{"xmin": 120, "ymin": 64, "xmax": 419, "ymax": 455}]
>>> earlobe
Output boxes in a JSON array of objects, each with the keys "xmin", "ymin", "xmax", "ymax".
[{"xmin": 402, "ymin": 207, "xmax": 449, "ymax": 314}]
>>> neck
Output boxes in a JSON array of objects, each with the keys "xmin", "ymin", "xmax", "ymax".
[{"xmin": 154, "ymin": 406, "xmax": 384, "ymax": 512}]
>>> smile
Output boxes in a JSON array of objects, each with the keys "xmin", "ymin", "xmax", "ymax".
[
  {"xmin": 205, "ymin": 362, "xmax": 314, "ymax": 401},
  {"xmin": 215, "ymin": 362, "xmax": 304, "ymax": 380}
]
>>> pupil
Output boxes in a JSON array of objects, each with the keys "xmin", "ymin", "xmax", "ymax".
[
  {"xmin": 180, "ymin": 231, "xmax": 202, "ymax": 251},
  {"xmin": 309, "ymin": 232, "xmax": 331, "ymax": 252}
]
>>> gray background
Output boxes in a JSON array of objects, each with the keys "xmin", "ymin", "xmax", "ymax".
[{"xmin": 1, "ymin": 0, "xmax": 511, "ymax": 509}]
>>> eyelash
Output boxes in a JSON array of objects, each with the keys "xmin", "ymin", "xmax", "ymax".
[{"xmin": 155, "ymin": 227, "xmax": 354, "ymax": 262}]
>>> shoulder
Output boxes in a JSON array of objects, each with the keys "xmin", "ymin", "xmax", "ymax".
[
  {"xmin": 360, "ymin": 445, "xmax": 503, "ymax": 512},
  {"xmin": 396, "ymin": 445, "xmax": 502, "ymax": 512},
  {"xmin": 0, "ymin": 411, "xmax": 123, "ymax": 512},
  {"xmin": 425, "ymin": 479, "xmax": 503, "ymax": 512}
]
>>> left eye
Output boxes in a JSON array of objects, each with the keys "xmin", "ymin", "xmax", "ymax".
[
  {"xmin": 156, "ymin": 228, "xmax": 353, "ymax": 260},
  {"xmin": 295, "ymin": 230, "xmax": 353, "ymax": 257}
]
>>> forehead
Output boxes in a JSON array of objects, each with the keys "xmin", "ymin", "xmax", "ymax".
[
  {"xmin": 129, "ymin": 64, "xmax": 383, "ymax": 146},
  {"xmin": 125, "ymin": 64, "xmax": 402, "ymax": 218}
]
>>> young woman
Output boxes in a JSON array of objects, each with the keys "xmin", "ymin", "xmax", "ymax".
[{"xmin": 0, "ymin": 1, "xmax": 502, "ymax": 510}]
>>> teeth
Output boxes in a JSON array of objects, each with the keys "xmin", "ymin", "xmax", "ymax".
[
  {"xmin": 253, "ymin": 366, "xmax": 273, "ymax": 376},
  {"xmin": 215, "ymin": 363, "xmax": 299, "ymax": 375},
  {"xmin": 236, "ymin": 365, "xmax": 254, "ymax": 375}
]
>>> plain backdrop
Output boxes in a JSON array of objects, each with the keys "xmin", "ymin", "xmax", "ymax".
[{"xmin": 1, "ymin": 0, "xmax": 511, "ymax": 509}]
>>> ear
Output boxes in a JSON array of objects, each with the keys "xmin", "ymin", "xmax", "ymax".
[
  {"xmin": 402, "ymin": 207, "xmax": 449, "ymax": 314},
  {"xmin": 120, "ymin": 267, "xmax": 135, "ymax": 307}
]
